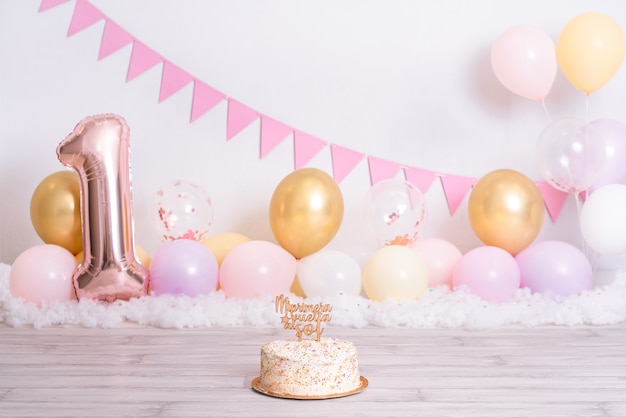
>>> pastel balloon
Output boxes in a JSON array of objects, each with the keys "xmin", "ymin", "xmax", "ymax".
[
  {"xmin": 149, "ymin": 239, "xmax": 218, "ymax": 297},
  {"xmin": 411, "ymin": 238, "xmax": 463, "ymax": 288},
  {"xmin": 201, "ymin": 232, "xmax": 251, "ymax": 266},
  {"xmin": 57, "ymin": 114, "xmax": 149, "ymax": 302},
  {"xmin": 362, "ymin": 245, "xmax": 428, "ymax": 301},
  {"xmin": 537, "ymin": 118, "xmax": 605, "ymax": 194},
  {"xmin": 10, "ymin": 244, "xmax": 76, "ymax": 305},
  {"xmin": 30, "ymin": 170, "xmax": 82, "ymax": 255},
  {"xmin": 154, "ymin": 180, "xmax": 214, "ymax": 241},
  {"xmin": 296, "ymin": 250, "xmax": 362, "ymax": 297},
  {"xmin": 290, "ymin": 275, "xmax": 306, "ymax": 298},
  {"xmin": 515, "ymin": 241, "xmax": 592, "ymax": 297},
  {"xmin": 453, "ymin": 246, "xmax": 520, "ymax": 303},
  {"xmin": 557, "ymin": 12, "xmax": 626, "ymax": 94},
  {"xmin": 468, "ymin": 169, "xmax": 544, "ymax": 256},
  {"xmin": 589, "ymin": 119, "xmax": 626, "ymax": 193},
  {"xmin": 363, "ymin": 178, "xmax": 427, "ymax": 247},
  {"xmin": 580, "ymin": 184, "xmax": 626, "ymax": 255},
  {"xmin": 491, "ymin": 25, "xmax": 557, "ymax": 101},
  {"xmin": 219, "ymin": 240, "xmax": 297, "ymax": 299},
  {"xmin": 269, "ymin": 168, "xmax": 344, "ymax": 259}
]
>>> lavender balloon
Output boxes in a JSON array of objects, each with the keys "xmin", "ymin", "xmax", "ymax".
[
  {"xmin": 515, "ymin": 241, "xmax": 592, "ymax": 297},
  {"xmin": 589, "ymin": 119, "xmax": 626, "ymax": 193},
  {"xmin": 149, "ymin": 239, "xmax": 218, "ymax": 297}
]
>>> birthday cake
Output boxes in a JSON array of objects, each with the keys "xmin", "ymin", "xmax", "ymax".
[{"xmin": 258, "ymin": 337, "xmax": 361, "ymax": 397}]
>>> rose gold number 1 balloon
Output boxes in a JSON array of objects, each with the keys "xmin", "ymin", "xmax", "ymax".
[{"xmin": 57, "ymin": 114, "xmax": 149, "ymax": 301}]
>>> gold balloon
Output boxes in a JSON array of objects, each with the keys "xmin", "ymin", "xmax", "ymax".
[
  {"xmin": 269, "ymin": 168, "xmax": 344, "ymax": 259},
  {"xmin": 290, "ymin": 275, "xmax": 306, "ymax": 298},
  {"xmin": 468, "ymin": 169, "xmax": 544, "ymax": 256},
  {"xmin": 201, "ymin": 232, "xmax": 252, "ymax": 266},
  {"xmin": 30, "ymin": 171, "xmax": 82, "ymax": 254}
]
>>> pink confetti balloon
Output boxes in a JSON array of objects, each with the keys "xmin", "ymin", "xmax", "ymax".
[
  {"xmin": 57, "ymin": 114, "xmax": 149, "ymax": 302},
  {"xmin": 9, "ymin": 245, "xmax": 76, "ymax": 305},
  {"xmin": 453, "ymin": 246, "xmax": 520, "ymax": 302},
  {"xmin": 149, "ymin": 239, "xmax": 218, "ymax": 297},
  {"xmin": 219, "ymin": 240, "xmax": 297, "ymax": 299}
]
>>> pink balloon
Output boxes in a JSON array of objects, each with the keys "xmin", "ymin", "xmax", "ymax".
[
  {"xmin": 149, "ymin": 239, "xmax": 218, "ymax": 297},
  {"xmin": 219, "ymin": 240, "xmax": 297, "ymax": 299},
  {"xmin": 411, "ymin": 238, "xmax": 463, "ymax": 288},
  {"xmin": 589, "ymin": 119, "xmax": 626, "ymax": 193},
  {"xmin": 9, "ymin": 245, "xmax": 76, "ymax": 305},
  {"xmin": 515, "ymin": 241, "xmax": 592, "ymax": 297},
  {"xmin": 57, "ymin": 114, "xmax": 149, "ymax": 302},
  {"xmin": 452, "ymin": 246, "xmax": 520, "ymax": 302},
  {"xmin": 491, "ymin": 25, "xmax": 557, "ymax": 101}
]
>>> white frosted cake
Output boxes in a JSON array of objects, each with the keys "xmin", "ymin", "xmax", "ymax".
[{"xmin": 259, "ymin": 337, "xmax": 361, "ymax": 397}]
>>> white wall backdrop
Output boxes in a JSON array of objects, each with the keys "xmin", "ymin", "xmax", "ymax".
[{"xmin": 1, "ymin": 0, "xmax": 625, "ymax": 270}]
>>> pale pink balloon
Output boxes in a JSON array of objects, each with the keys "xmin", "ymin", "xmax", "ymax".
[
  {"xmin": 9, "ymin": 245, "xmax": 77, "ymax": 305},
  {"xmin": 491, "ymin": 25, "xmax": 557, "ymax": 101},
  {"xmin": 219, "ymin": 240, "xmax": 297, "ymax": 299},
  {"xmin": 453, "ymin": 246, "xmax": 520, "ymax": 303},
  {"xmin": 411, "ymin": 238, "xmax": 463, "ymax": 288}
]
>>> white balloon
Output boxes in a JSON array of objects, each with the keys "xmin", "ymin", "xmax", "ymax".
[
  {"xmin": 580, "ymin": 184, "xmax": 626, "ymax": 255},
  {"xmin": 296, "ymin": 250, "xmax": 362, "ymax": 297}
]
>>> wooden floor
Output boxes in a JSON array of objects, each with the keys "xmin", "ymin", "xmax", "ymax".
[{"xmin": 0, "ymin": 323, "xmax": 625, "ymax": 417}]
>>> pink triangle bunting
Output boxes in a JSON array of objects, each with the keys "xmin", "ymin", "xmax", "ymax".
[
  {"xmin": 330, "ymin": 144, "xmax": 364, "ymax": 183},
  {"xmin": 294, "ymin": 131, "xmax": 327, "ymax": 169},
  {"xmin": 536, "ymin": 182, "xmax": 569, "ymax": 222},
  {"xmin": 260, "ymin": 116, "xmax": 292, "ymax": 158},
  {"xmin": 39, "ymin": 0, "xmax": 70, "ymax": 12},
  {"xmin": 439, "ymin": 174, "xmax": 476, "ymax": 216},
  {"xmin": 126, "ymin": 41, "xmax": 162, "ymax": 81},
  {"xmin": 368, "ymin": 156, "xmax": 402, "ymax": 185},
  {"xmin": 403, "ymin": 166, "xmax": 438, "ymax": 194},
  {"xmin": 190, "ymin": 81, "xmax": 226, "ymax": 122},
  {"xmin": 226, "ymin": 99, "xmax": 259, "ymax": 141},
  {"xmin": 98, "ymin": 19, "xmax": 134, "ymax": 60},
  {"xmin": 67, "ymin": 0, "xmax": 104, "ymax": 36},
  {"xmin": 159, "ymin": 61, "xmax": 194, "ymax": 103}
]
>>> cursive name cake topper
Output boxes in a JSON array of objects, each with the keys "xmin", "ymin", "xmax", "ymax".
[{"xmin": 275, "ymin": 294, "xmax": 332, "ymax": 342}]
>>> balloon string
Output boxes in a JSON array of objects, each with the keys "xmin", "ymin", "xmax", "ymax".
[
  {"xmin": 540, "ymin": 99, "xmax": 552, "ymax": 123},
  {"xmin": 585, "ymin": 94, "xmax": 590, "ymax": 123}
]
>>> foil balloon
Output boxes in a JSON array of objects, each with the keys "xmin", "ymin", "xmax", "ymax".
[
  {"xmin": 57, "ymin": 114, "xmax": 149, "ymax": 302},
  {"xmin": 30, "ymin": 170, "xmax": 82, "ymax": 254},
  {"xmin": 269, "ymin": 168, "xmax": 344, "ymax": 259}
]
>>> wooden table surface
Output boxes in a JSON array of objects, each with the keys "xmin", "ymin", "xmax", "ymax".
[{"xmin": 1, "ymin": 323, "xmax": 625, "ymax": 417}]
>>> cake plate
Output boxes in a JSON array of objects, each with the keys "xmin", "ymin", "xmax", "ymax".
[{"xmin": 251, "ymin": 376, "xmax": 368, "ymax": 400}]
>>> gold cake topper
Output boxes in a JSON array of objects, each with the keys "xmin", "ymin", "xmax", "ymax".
[{"xmin": 275, "ymin": 294, "xmax": 332, "ymax": 342}]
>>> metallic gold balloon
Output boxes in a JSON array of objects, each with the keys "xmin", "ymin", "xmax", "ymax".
[
  {"xmin": 30, "ymin": 171, "xmax": 82, "ymax": 254},
  {"xmin": 269, "ymin": 168, "xmax": 344, "ymax": 259},
  {"xmin": 468, "ymin": 169, "xmax": 545, "ymax": 256}
]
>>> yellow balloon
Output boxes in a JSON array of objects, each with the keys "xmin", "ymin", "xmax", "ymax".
[
  {"xmin": 30, "ymin": 171, "xmax": 82, "ymax": 255},
  {"xmin": 468, "ymin": 169, "xmax": 545, "ymax": 256},
  {"xmin": 269, "ymin": 168, "xmax": 344, "ymax": 259},
  {"xmin": 557, "ymin": 12, "xmax": 626, "ymax": 94},
  {"xmin": 362, "ymin": 245, "xmax": 428, "ymax": 301},
  {"xmin": 201, "ymin": 232, "xmax": 251, "ymax": 266},
  {"xmin": 290, "ymin": 274, "xmax": 306, "ymax": 298},
  {"xmin": 75, "ymin": 245, "xmax": 151, "ymax": 268}
]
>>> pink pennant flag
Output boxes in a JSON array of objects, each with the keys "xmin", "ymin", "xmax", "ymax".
[
  {"xmin": 368, "ymin": 156, "xmax": 402, "ymax": 185},
  {"xmin": 39, "ymin": 0, "xmax": 70, "ymax": 12},
  {"xmin": 226, "ymin": 99, "xmax": 259, "ymax": 141},
  {"xmin": 159, "ymin": 61, "xmax": 194, "ymax": 103},
  {"xmin": 294, "ymin": 131, "xmax": 327, "ymax": 169},
  {"xmin": 126, "ymin": 41, "xmax": 162, "ymax": 81},
  {"xmin": 403, "ymin": 166, "xmax": 438, "ymax": 194},
  {"xmin": 439, "ymin": 174, "xmax": 476, "ymax": 215},
  {"xmin": 190, "ymin": 81, "xmax": 226, "ymax": 122},
  {"xmin": 260, "ymin": 116, "xmax": 292, "ymax": 158},
  {"xmin": 98, "ymin": 20, "xmax": 134, "ymax": 60},
  {"xmin": 330, "ymin": 144, "xmax": 364, "ymax": 183},
  {"xmin": 536, "ymin": 182, "xmax": 569, "ymax": 222},
  {"xmin": 67, "ymin": 0, "xmax": 104, "ymax": 36}
]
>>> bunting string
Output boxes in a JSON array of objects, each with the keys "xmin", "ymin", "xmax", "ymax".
[{"xmin": 38, "ymin": 0, "xmax": 570, "ymax": 220}]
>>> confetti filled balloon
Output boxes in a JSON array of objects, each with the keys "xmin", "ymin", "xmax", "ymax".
[
  {"xmin": 363, "ymin": 178, "xmax": 427, "ymax": 247},
  {"xmin": 154, "ymin": 180, "xmax": 214, "ymax": 241}
]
